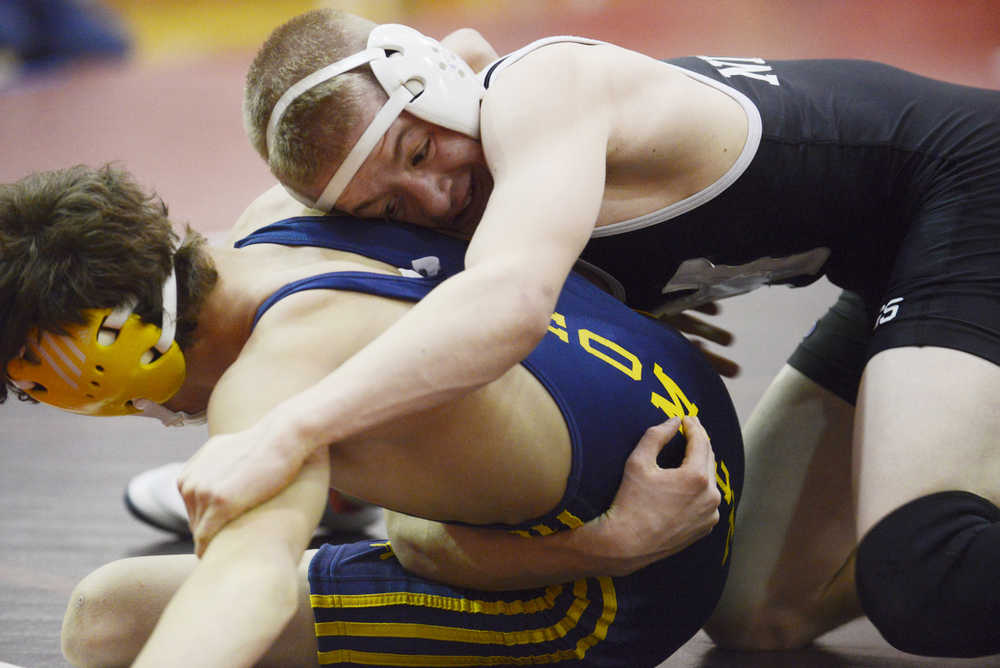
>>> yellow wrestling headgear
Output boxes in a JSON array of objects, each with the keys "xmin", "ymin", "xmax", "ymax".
[{"xmin": 7, "ymin": 268, "xmax": 186, "ymax": 417}]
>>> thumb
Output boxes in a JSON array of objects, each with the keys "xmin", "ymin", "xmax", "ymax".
[
  {"xmin": 629, "ymin": 417, "xmax": 682, "ymax": 467},
  {"xmin": 193, "ymin": 511, "xmax": 222, "ymax": 559}
]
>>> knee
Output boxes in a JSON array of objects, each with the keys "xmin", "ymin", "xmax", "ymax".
[
  {"xmin": 62, "ymin": 561, "xmax": 145, "ymax": 667},
  {"xmin": 705, "ymin": 605, "xmax": 817, "ymax": 651},
  {"xmin": 856, "ymin": 491, "xmax": 1000, "ymax": 657}
]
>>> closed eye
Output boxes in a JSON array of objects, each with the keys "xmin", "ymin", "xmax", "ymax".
[{"xmin": 411, "ymin": 139, "xmax": 430, "ymax": 167}]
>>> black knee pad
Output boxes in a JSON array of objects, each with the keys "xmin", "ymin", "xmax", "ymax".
[{"xmin": 856, "ymin": 491, "xmax": 1000, "ymax": 657}]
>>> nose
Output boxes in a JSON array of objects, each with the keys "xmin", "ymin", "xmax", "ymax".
[{"xmin": 403, "ymin": 172, "xmax": 452, "ymax": 223}]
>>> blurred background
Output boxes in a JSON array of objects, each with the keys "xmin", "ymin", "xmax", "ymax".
[
  {"xmin": 1, "ymin": 2, "xmax": 999, "ymax": 667},
  {"xmin": 2, "ymin": 0, "xmax": 999, "ymax": 240}
]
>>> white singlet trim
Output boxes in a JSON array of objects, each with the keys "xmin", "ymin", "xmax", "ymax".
[
  {"xmin": 591, "ymin": 62, "xmax": 762, "ymax": 238},
  {"xmin": 485, "ymin": 38, "xmax": 764, "ymax": 240}
]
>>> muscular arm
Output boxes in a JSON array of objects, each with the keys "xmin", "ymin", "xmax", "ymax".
[
  {"xmin": 388, "ymin": 417, "xmax": 722, "ymax": 590},
  {"xmin": 134, "ymin": 338, "xmax": 332, "ymax": 667},
  {"xmin": 183, "ymin": 45, "xmax": 614, "ymax": 550},
  {"xmin": 279, "ymin": 48, "xmax": 610, "ymax": 447},
  {"xmin": 134, "ymin": 450, "xmax": 328, "ymax": 668}
]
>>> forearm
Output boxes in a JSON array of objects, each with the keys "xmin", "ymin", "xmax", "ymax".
[
  {"xmin": 387, "ymin": 512, "xmax": 623, "ymax": 591},
  {"xmin": 139, "ymin": 451, "xmax": 329, "ymax": 666},
  {"xmin": 260, "ymin": 262, "xmax": 555, "ymax": 464},
  {"xmin": 387, "ymin": 419, "xmax": 722, "ymax": 590},
  {"xmin": 132, "ymin": 541, "xmax": 299, "ymax": 667}
]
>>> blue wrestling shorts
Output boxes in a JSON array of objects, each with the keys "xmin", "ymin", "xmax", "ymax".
[{"xmin": 308, "ymin": 531, "xmax": 729, "ymax": 667}]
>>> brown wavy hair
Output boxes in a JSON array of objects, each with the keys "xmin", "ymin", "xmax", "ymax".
[{"xmin": 0, "ymin": 164, "xmax": 218, "ymax": 403}]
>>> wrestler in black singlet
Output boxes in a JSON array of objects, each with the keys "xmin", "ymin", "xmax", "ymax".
[{"xmin": 486, "ymin": 49, "xmax": 1000, "ymax": 401}]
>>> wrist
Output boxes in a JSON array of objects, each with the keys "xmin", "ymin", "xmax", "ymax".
[
  {"xmin": 564, "ymin": 516, "xmax": 622, "ymax": 576},
  {"xmin": 569, "ymin": 511, "xmax": 650, "ymax": 578},
  {"xmin": 257, "ymin": 402, "xmax": 324, "ymax": 464}
]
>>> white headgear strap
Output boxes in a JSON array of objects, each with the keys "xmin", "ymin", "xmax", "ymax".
[
  {"xmin": 265, "ymin": 24, "xmax": 484, "ymax": 212},
  {"xmin": 132, "ymin": 257, "xmax": 189, "ymax": 425},
  {"xmin": 313, "ymin": 84, "xmax": 413, "ymax": 211},
  {"xmin": 265, "ymin": 47, "xmax": 384, "ymax": 160},
  {"xmin": 266, "ymin": 48, "xmax": 418, "ymax": 212},
  {"xmin": 101, "ymin": 264, "xmax": 178, "ymax": 355}
]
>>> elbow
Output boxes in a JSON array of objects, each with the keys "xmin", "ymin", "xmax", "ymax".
[
  {"xmin": 387, "ymin": 524, "xmax": 440, "ymax": 580},
  {"xmin": 510, "ymin": 299, "xmax": 554, "ymax": 356},
  {"xmin": 457, "ymin": 259, "xmax": 562, "ymax": 375},
  {"xmin": 504, "ymin": 277, "xmax": 559, "ymax": 355}
]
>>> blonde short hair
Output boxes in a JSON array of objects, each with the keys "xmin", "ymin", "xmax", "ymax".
[{"xmin": 244, "ymin": 9, "xmax": 383, "ymax": 195}]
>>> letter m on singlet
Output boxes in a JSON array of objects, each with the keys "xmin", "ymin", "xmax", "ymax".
[{"xmin": 697, "ymin": 56, "xmax": 779, "ymax": 86}]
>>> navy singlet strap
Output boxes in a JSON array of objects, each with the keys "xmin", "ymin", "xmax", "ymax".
[
  {"xmin": 252, "ymin": 271, "xmax": 439, "ymax": 330},
  {"xmin": 234, "ymin": 216, "xmax": 467, "ymax": 278}
]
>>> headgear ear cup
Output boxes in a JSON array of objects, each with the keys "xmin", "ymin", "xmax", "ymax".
[{"xmin": 366, "ymin": 24, "xmax": 483, "ymax": 137}]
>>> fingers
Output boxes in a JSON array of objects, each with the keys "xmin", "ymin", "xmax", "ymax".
[
  {"xmin": 656, "ymin": 309, "xmax": 741, "ymax": 377},
  {"xmin": 629, "ymin": 417, "xmax": 682, "ymax": 464},
  {"xmin": 659, "ymin": 312, "xmax": 734, "ymax": 346},
  {"xmin": 191, "ymin": 510, "xmax": 223, "ymax": 558},
  {"xmin": 693, "ymin": 343, "xmax": 741, "ymax": 378},
  {"xmin": 678, "ymin": 415, "xmax": 712, "ymax": 471},
  {"xmin": 177, "ymin": 467, "xmax": 230, "ymax": 558},
  {"xmin": 682, "ymin": 417, "xmax": 722, "ymax": 528},
  {"xmin": 689, "ymin": 301, "xmax": 721, "ymax": 316},
  {"xmin": 631, "ymin": 415, "xmax": 715, "ymax": 471},
  {"xmin": 631, "ymin": 415, "xmax": 718, "ymax": 479}
]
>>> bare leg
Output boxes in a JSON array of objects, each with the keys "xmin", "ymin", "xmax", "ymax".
[
  {"xmin": 706, "ymin": 364, "xmax": 862, "ymax": 649},
  {"xmin": 852, "ymin": 346, "xmax": 1000, "ymax": 655},
  {"xmin": 854, "ymin": 346, "xmax": 1000, "ymax": 534},
  {"xmin": 61, "ymin": 550, "xmax": 319, "ymax": 667}
]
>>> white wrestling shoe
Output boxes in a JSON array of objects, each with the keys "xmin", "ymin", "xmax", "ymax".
[
  {"xmin": 124, "ymin": 462, "xmax": 383, "ymax": 537},
  {"xmin": 124, "ymin": 462, "xmax": 192, "ymax": 535}
]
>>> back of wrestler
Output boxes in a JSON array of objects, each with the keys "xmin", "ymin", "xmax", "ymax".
[{"xmin": 229, "ymin": 206, "xmax": 744, "ymax": 665}]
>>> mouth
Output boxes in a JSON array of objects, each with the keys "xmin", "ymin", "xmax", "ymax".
[{"xmin": 448, "ymin": 168, "xmax": 491, "ymax": 237}]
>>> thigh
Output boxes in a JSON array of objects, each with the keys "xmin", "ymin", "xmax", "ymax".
[
  {"xmin": 707, "ymin": 364, "xmax": 860, "ymax": 648},
  {"xmin": 67, "ymin": 549, "xmax": 321, "ymax": 668},
  {"xmin": 854, "ymin": 346, "xmax": 1000, "ymax": 536}
]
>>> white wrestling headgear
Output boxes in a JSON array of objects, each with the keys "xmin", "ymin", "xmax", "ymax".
[{"xmin": 265, "ymin": 23, "xmax": 485, "ymax": 212}]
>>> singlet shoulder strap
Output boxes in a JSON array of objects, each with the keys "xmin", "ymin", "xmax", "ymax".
[
  {"xmin": 251, "ymin": 270, "xmax": 440, "ymax": 331},
  {"xmin": 235, "ymin": 215, "xmax": 467, "ymax": 278},
  {"xmin": 482, "ymin": 36, "xmax": 605, "ymax": 88}
]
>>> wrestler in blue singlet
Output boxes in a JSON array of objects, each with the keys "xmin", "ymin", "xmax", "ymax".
[{"xmin": 236, "ymin": 216, "xmax": 744, "ymax": 667}]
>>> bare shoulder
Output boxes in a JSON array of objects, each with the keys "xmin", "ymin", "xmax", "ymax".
[
  {"xmin": 485, "ymin": 41, "xmax": 666, "ymax": 105},
  {"xmin": 226, "ymin": 184, "xmax": 319, "ymax": 245},
  {"xmin": 480, "ymin": 42, "xmax": 671, "ymax": 148},
  {"xmin": 440, "ymin": 28, "xmax": 497, "ymax": 72},
  {"xmin": 208, "ymin": 287, "xmax": 409, "ymax": 432}
]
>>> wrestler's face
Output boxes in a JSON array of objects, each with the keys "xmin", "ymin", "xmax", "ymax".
[{"xmin": 331, "ymin": 111, "xmax": 492, "ymax": 238}]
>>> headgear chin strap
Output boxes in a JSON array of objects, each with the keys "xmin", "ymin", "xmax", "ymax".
[
  {"xmin": 266, "ymin": 23, "xmax": 485, "ymax": 212},
  {"xmin": 7, "ymin": 266, "xmax": 187, "ymax": 418}
]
